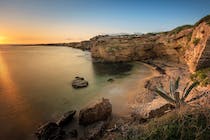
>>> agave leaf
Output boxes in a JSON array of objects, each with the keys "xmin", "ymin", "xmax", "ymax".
[
  {"xmin": 170, "ymin": 80, "xmax": 174, "ymax": 95},
  {"xmin": 174, "ymin": 76, "xmax": 180, "ymax": 91},
  {"xmin": 157, "ymin": 87, "xmax": 168, "ymax": 95},
  {"xmin": 174, "ymin": 92, "xmax": 180, "ymax": 103},
  {"xmin": 155, "ymin": 87, "xmax": 176, "ymax": 104},
  {"xmin": 182, "ymin": 82, "xmax": 189, "ymax": 98},
  {"xmin": 182, "ymin": 82, "xmax": 199, "ymax": 100}
]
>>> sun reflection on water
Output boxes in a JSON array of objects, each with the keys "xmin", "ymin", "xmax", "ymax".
[{"xmin": 0, "ymin": 51, "xmax": 35, "ymax": 139}]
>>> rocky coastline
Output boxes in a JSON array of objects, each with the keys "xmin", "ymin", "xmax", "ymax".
[{"xmin": 35, "ymin": 15, "xmax": 210, "ymax": 140}]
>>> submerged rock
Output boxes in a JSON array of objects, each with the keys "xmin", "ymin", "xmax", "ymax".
[
  {"xmin": 79, "ymin": 98, "xmax": 112, "ymax": 125},
  {"xmin": 57, "ymin": 110, "xmax": 76, "ymax": 127},
  {"xmin": 72, "ymin": 77, "xmax": 88, "ymax": 89},
  {"xmin": 35, "ymin": 122, "xmax": 65, "ymax": 140}
]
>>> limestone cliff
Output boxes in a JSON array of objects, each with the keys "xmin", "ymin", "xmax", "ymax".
[
  {"xmin": 90, "ymin": 34, "xmax": 166, "ymax": 62},
  {"xmin": 66, "ymin": 15, "xmax": 210, "ymax": 72},
  {"xmin": 185, "ymin": 21, "xmax": 210, "ymax": 72}
]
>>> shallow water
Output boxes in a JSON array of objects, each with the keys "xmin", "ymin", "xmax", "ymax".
[{"xmin": 0, "ymin": 46, "xmax": 152, "ymax": 140}]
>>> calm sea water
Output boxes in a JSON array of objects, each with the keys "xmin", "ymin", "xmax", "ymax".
[{"xmin": 0, "ymin": 46, "xmax": 152, "ymax": 140}]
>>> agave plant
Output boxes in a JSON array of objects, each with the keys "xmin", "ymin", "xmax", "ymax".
[{"xmin": 155, "ymin": 77, "xmax": 199, "ymax": 108}]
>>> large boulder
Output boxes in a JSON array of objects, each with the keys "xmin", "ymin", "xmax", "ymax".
[
  {"xmin": 79, "ymin": 98, "xmax": 112, "ymax": 125},
  {"xmin": 35, "ymin": 122, "xmax": 65, "ymax": 140},
  {"xmin": 72, "ymin": 77, "xmax": 88, "ymax": 89}
]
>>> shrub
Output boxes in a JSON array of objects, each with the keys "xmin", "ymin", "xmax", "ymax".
[
  {"xmin": 170, "ymin": 25, "xmax": 193, "ymax": 35},
  {"xmin": 194, "ymin": 14, "xmax": 210, "ymax": 26},
  {"xmin": 193, "ymin": 38, "xmax": 200, "ymax": 46},
  {"xmin": 190, "ymin": 68, "xmax": 210, "ymax": 87}
]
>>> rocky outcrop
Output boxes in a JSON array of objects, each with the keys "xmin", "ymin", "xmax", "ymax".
[
  {"xmin": 35, "ymin": 99, "xmax": 113, "ymax": 140},
  {"xmin": 72, "ymin": 77, "xmax": 88, "ymax": 89},
  {"xmin": 35, "ymin": 122, "xmax": 65, "ymax": 140},
  {"xmin": 66, "ymin": 40, "xmax": 92, "ymax": 50},
  {"xmin": 79, "ymin": 98, "xmax": 112, "ymax": 125}
]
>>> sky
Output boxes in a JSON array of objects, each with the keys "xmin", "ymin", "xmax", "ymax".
[{"xmin": 0, "ymin": 0, "xmax": 210, "ymax": 44}]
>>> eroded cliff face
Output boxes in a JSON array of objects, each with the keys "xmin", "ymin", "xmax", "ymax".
[
  {"xmin": 90, "ymin": 35, "xmax": 167, "ymax": 62},
  {"xmin": 185, "ymin": 22, "xmax": 210, "ymax": 72}
]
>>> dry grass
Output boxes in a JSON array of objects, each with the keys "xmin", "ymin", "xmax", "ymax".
[{"xmin": 114, "ymin": 106, "xmax": 210, "ymax": 140}]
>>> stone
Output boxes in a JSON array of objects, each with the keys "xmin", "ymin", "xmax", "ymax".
[
  {"xmin": 57, "ymin": 110, "xmax": 76, "ymax": 127},
  {"xmin": 131, "ymin": 98, "xmax": 175, "ymax": 122},
  {"xmin": 72, "ymin": 77, "xmax": 88, "ymax": 89},
  {"xmin": 148, "ymin": 103, "xmax": 175, "ymax": 118},
  {"xmin": 35, "ymin": 122, "xmax": 65, "ymax": 140},
  {"xmin": 79, "ymin": 98, "xmax": 112, "ymax": 125}
]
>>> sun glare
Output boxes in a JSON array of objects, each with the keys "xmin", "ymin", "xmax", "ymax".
[{"xmin": 0, "ymin": 36, "xmax": 5, "ymax": 44}]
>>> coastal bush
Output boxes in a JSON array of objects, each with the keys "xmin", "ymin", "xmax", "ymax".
[
  {"xmin": 194, "ymin": 14, "xmax": 210, "ymax": 26},
  {"xmin": 193, "ymin": 38, "xmax": 200, "ymax": 46},
  {"xmin": 170, "ymin": 25, "xmax": 193, "ymax": 35},
  {"xmin": 155, "ymin": 77, "xmax": 198, "ymax": 108},
  {"xmin": 190, "ymin": 68, "xmax": 210, "ymax": 87}
]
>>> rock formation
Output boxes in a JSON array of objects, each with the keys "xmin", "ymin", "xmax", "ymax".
[
  {"xmin": 79, "ymin": 98, "xmax": 112, "ymax": 125},
  {"xmin": 35, "ymin": 122, "xmax": 65, "ymax": 140}
]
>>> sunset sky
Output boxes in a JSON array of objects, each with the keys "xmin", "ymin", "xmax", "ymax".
[{"xmin": 0, "ymin": 0, "xmax": 210, "ymax": 44}]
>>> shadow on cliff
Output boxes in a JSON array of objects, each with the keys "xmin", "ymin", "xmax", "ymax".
[{"xmin": 91, "ymin": 62, "xmax": 133, "ymax": 76}]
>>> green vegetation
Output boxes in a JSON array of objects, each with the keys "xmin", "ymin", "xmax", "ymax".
[
  {"xmin": 190, "ymin": 68, "xmax": 210, "ymax": 87},
  {"xmin": 193, "ymin": 38, "xmax": 200, "ymax": 46},
  {"xmin": 139, "ymin": 109, "xmax": 210, "ymax": 140},
  {"xmin": 147, "ymin": 32, "xmax": 157, "ymax": 36},
  {"xmin": 155, "ymin": 77, "xmax": 198, "ymax": 107},
  {"xmin": 116, "ymin": 108, "xmax": 210, "ymax": 140},
  {"xmin": 170, "ymin": 25, "xmax": 193, "ymax": 35},
  {"xmin": 194, "ymin": 14, "xmax": 210, "ymax": 26}
]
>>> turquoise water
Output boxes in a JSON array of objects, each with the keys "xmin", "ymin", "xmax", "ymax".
[{"xmin": 0, "ymin": 46, "xmax": 152, "ymax": 140}]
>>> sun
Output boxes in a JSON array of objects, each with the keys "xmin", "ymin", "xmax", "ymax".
[{"xmin": 0, "ymin": 36, "xmax": 6, "ymax": 44}]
